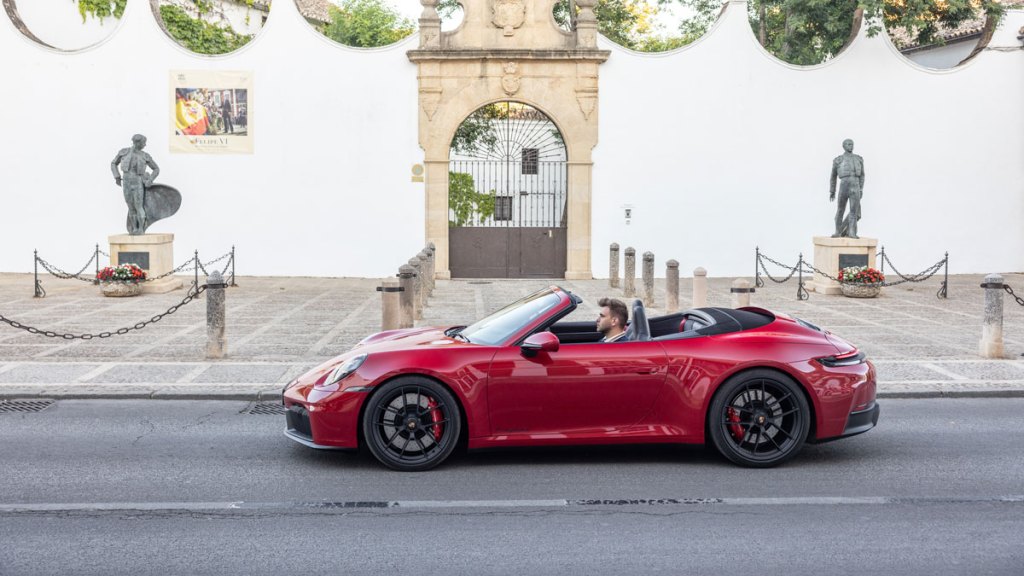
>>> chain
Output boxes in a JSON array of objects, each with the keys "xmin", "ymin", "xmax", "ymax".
[
  {"xmin": 36, "ymin": 253, "xmax": 97, "ymax": 283},
  {"xmin": 880, "ymin": 252, "xmax": 946, "ymax": 284},
  {"xmin": 98, "ymin": 249, "xmax": 110, "ymax": 258},
  {"xmin": 1004, "ymin": 285, "xmax": 1024, "ymax": 308},
  {"xmin": 196, "ymin": 257, "xmax": 210, "ymax": 276},
  {"xmin": 144, "ymin": 257, "xmax": 198, "ymax": 282},
  {"xmin": 0, "ymin": 286, "xmax": 207, "ymax": 339},
  {"xmin": 220, "ymin": 254, "xmax": 234, "ymax": 277},
  {"xmin": 757, "ymin": 254, "xmax": 803, "ymax": 283}
]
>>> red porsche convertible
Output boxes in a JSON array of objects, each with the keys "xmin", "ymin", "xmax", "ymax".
[{"xmin": 283, "ymin": 286, "xmax": 878, "ymax": 471}]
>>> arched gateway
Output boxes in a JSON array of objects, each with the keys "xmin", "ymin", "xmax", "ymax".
[
  {"xmin": 448, "ymin": 101, "xmax": 567, "ymax": 277},
  {"xmin": 408, "ymin": 0, "xmax": 609, "ymax": 279}
]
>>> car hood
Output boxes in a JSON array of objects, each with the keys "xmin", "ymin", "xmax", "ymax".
[{"xmin": 354, "ymin": 326, "xmax": 467, "ymax": 353}]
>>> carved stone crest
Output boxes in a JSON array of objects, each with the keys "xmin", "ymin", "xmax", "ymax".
[
  {"xmin": 492, "ymin": 0, "xmax": 526, "ymax": 36},
  {"xmin": 501, "ymin": 62, "xmax": 521, "ymax": 95}
]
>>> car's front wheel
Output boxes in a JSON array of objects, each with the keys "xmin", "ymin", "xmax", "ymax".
[
  {"xmin": 362, "ymin": 376, "xmax": 461, "ymax": 471},
  {"xmin": 708, "ymin": 369, "xmax": 810, "ymax": 468}
]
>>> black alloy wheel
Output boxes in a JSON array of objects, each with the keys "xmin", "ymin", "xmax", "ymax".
[
  {"xmin": 362, "ymin": 376, "xmax": 461, "ymax": 472},
  {"xmin": 708, "ymin": 369, "xmax": 810, "ymax": 468}
]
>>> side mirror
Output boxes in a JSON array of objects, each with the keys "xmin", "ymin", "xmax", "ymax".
[{"xmin": 521, "ymin": 331, "xmax": 560, "ymax": 355}]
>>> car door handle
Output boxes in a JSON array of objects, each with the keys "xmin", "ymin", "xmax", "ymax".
[{"xmin": 635, "ymin": 368, "xmax": 659, "ymax": 374}]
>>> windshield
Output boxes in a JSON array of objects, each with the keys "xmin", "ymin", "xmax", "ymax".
[{"xmin": 459, "ymin": 288, "xmax": 562, "ymax": 346}]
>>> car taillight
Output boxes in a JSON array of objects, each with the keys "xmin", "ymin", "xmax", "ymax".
[{"xmin": 817, "ymin": 350, "xmax": 866, "ymax": 367}]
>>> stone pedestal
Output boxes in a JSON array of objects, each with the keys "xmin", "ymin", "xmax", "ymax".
[
  {"xmin": 808, "ymin": 236, "xmax": 878, "ymax": 295},
  {"xmin": 108, "ymin": 233, "xmax": 183, "ymax": 294}
]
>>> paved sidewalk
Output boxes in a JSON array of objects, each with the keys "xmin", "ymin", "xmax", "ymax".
[{"xmin": 0, "ymin": 271, "xmax": 1022, "ymax": 399}]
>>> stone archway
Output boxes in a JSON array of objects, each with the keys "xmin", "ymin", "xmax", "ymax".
[{"xmin": 408, "ymin": 0, "xmax": 608, "ymax": 279}]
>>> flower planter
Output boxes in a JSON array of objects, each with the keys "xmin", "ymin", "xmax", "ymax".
[
  {"xmin": 101, "ymin": 282, "xmax": 143, "ymax": 297},
  {"xmin": 841, "ymin": 283, "xmax": 881, "ymax": 298}
]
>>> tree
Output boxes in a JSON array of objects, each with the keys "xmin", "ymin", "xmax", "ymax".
[
  {"xmin": 324, "ymin": 0, "xmax": 415, "ymax": 48},
  {"xmin": 554, "ymin": 0, "xmax": 690, "ymax": 51},
  {"xmin": 76, "ymin": 0, "xmax": 126, "ymax": 23},
  {"xmin": 666, "ymin": 0, "xmax": 1008, "ymax": 65}
]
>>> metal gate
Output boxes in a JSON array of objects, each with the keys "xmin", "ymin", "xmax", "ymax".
[{"xmin": 448, "ymin": 102, "xmax": 567, "ymax": 278}]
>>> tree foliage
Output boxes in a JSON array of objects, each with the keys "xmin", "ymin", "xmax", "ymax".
[
  {"xmin": 448, "ymin": 172, "xmax": 496, "ymax": 227},
  {"xmin": 324, "ymin": 0, "xmax": 416, "ymax": 47},
  {"xmin": 554, "ymin": 0, "xmax": 694, "ymax": 51},
  {"xmin": 76, "ymin": 0, "xmax": 126, "ymax": 23},
  {"xmin": 159, "ymin": 5, "xmax": 253, "ymax": 55}
]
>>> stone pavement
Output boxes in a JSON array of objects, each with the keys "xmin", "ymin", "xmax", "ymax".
[{"xmin": 0, "ymin": 271, "xmax": 1023, "ymax": 399}]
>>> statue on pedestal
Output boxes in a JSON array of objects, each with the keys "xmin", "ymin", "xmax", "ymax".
[
  {"xmin": 111, "ymin": 134, "xmax": 181, "ymax": 235},
  {"xmin": 829, "ymin": 139, "xmax": 865, "ymax": 239}
]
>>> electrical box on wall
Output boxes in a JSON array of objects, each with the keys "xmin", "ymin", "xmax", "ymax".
[{"xmin": 622, "ymin": 204, "xmax": 634, "ymax": 225}]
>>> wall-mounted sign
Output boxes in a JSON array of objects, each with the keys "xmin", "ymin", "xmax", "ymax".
[
  {"xmin": 411, "ymin": 164, "xmax": 424, "ymax": 183},
  {"xmin": 170, "ymin": 70, "xmax": 253, "ymax": 154}
]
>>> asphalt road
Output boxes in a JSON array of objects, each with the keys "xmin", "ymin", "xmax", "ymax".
[{"xmin": 0, "ymin": 399, "xmax": 1022, "ymax": 575}]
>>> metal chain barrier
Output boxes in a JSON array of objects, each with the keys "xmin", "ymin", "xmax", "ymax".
[
  {"xmin": 1004, "ymin": 284, "xmax": 1024, "ymax": 307},
  {"xmin": 145, "ymin": 257, "xmax": 198, "ymax": 282},
  {"xmin": 36, "ymin": 252, "xmax": 97, "ymax": 282},
  {"xmin": 0, "ymin": 285, "xmax": 207, "ymax": 339},
  {"xmin": 756, "ymin": 248, "xmax": 949, "ymax": 300}
]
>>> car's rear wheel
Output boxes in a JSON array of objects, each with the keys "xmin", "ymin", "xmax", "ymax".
[
  {"xmin": 362, "ymin": 376, "xmax": 461, "ymax": 472},
  {"xmin": 708, "ymin": 369, "xmax": 810, "ymax": 468}
]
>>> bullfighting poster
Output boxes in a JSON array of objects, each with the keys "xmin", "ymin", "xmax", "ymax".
[{"xmin": 170, "ymin": 70, "xmax": 253, "ymax": 154}]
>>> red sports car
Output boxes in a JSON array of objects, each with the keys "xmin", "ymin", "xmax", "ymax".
[{"xmin": 283, "ymin": 286, "xmax": 878, "ymax": 471}]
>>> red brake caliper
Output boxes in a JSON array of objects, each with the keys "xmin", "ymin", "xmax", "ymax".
[
  {"xmin": 427, "ymin": 398, "xmax": 443, "ymax": 441},
  {"xmin": 726, "ymin": 407, "xmax": 744, "ymax": 441}
]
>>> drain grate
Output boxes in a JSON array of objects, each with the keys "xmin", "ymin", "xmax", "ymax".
[
  {"xmin": 241, "ymin": 402, "xmax": 286, "ymax": 415},
  {"xmin": 467, "ymin": 281, "xmax": 493, "ymax": 285},
  {"xmin": 0, "ymin": 400, "xmax": 54, "ymax": 414}
]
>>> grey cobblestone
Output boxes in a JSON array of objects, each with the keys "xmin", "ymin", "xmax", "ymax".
[{"xmin": 0, "ymin": 271, "xmax": 1022, "ymax": 398}]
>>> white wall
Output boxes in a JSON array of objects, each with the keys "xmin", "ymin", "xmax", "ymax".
[
  {"xmin": 0, "ymin": 0, "xmax": 424, "ymax": 278},
  {"xmin": 0, "ymin": 0, "xmax": 1021, "ymax": 279},
  {"xmin": 593, "ymin": 3, "xmax": 1024, "ymax": 278}
]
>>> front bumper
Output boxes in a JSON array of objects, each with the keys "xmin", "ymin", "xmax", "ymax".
[
  {"xmin": 841, "ymin": 401, "xmax": 880, "ymax": 438},
  {"xmin": 282, "ymin": 384, "xmax": 368, "ymax": 450}
]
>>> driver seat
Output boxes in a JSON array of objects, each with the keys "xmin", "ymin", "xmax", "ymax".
[{"xmin": 624, "ymin": 299, "xmax": 651, "ymax": 342}]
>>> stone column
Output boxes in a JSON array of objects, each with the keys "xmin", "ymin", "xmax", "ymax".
[
  {"xmin": 378, "ymin": 279, "xmax": 401, "ymax": 331},
  {"xmin": 419, "ymin": 249, "xmax": 433, "ymax": 298},
  {"xmin": 418, "ymin": 0, "xmax": 440, "ymax": 48},
  {"xmin": 693, "ymin": 267, "xmax": 708, "ymax": 308},
  {"xmin": 731, "ymin": 278, "xmax": 752, "ymax": 308},
  {"xmin": 642, "ymin": 251, "xmax": 655, "ymax": 307},
  {"xmin": 408, "ymin": 257, "xmax": 424, "ymax": 321},
  {"xmin": 980, "ymin": 273, "xmax": 1005, "ymax": 358},
  {"xmin": 427, "ymin": 242, "xmax": 437, "ymax": 295},
  {"xmin": 609, "ymin": 243, "xmax": 620, "ymax": 288},
  {"xmin": 398, "ymin": 265, "xmax": 416, "ymax": 328},
  {"xmin": 623, "ymin": 247, "xmax": 636, "ymax": 298},
  {"xmin": 666, "ymin": 260, "xmax": 679, "ymax": 313},
  {"xmin": 205, "ymin": 271, "xmax": 227, "ymax": 359}
]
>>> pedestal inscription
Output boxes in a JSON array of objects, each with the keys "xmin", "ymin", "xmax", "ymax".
[{"xmin": 809, "ymin": 236, "xmax": 878, "ymax": 295}]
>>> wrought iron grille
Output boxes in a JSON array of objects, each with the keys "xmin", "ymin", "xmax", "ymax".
[{"xmin": 449, "ymin": 102, "xmax": 567, "ymax": 228}]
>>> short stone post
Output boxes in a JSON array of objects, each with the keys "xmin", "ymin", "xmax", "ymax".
[
  {"xmin": 609, "ymin": 243, "xmax": 620, "ymax": 288},
  {"xmin": 693, "ymin": 267, "xmax": 708, "ymax": 308},
  {"xmin": 623, "ymin": 247, "xmax": 636, "ymax": 298},
  {"xmin": 377, "ymin": 279, "xmax": 401, "ymax": 331},
  {"xmin": 205, "ymin": 271, "xmax": 227, "ymax": 359},
  {"xmin": 666, "ymin": 260, "xmax": 679, "ymax": 313},
  {"xmin": 409, "ymin": 257, "xmax": 424, "ymax": 321},
  {"xmin": 419, "ymin": 249, "xmax": 433, "ymax": 299},
  {"xmin": 979, "ymin": 273, "xmax": 1004, "ymax": 358},
  {"xmin": 398, "ymin": 265, "xmax": 416, "ymax": 328},
  {"xmin": 427, "ymin": 243, "xmax": 437, "ymax": 295},
  {"xmin": 731, "ymin": 278, "xmax": 753, "ymax": 308},
  {"xmin": 642, "ymin": 251, "xmax": 655, "ymax": 307}
]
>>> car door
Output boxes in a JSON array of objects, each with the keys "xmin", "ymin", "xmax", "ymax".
[{"xmin": 486, "ymin": 340, "xmax": 669, "ymax": 436}]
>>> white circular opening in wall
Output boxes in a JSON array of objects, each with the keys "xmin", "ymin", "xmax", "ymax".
[
  {"xmin": 746, "ymin": 0, "xmax": 860, "ymax": 66},
  {"xmin": 551, "ymin": 0, "xmax": 725, "ymax": 52},
  {"xmin": 150, "ymin": 0, "xmax": 270, "ymax": 55},
  {"xmin": 2, "ymin": 0, "xmax": 126, "ymax": 51},
  {"xmin": 295, "ymin": 0, "xmax": 463, "ymax": 49},
  {"xmin": 882, "ymin": 0, "xmax": 1015, "ymax": 70}
]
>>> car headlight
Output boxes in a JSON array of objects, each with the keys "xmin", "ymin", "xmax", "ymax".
[{"xmin": 317, "ymin": 354, "xmax": 368, "ymax": 388}]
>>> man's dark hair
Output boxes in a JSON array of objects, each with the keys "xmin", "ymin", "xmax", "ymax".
[{"xmin": 598, "ymin": 297, "xmax": 628, "ymax": 327}]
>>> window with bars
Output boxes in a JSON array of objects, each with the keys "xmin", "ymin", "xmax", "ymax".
[
  {"xmin": 521, "ymin": 148, "xmax": 539, "ymax": 175},
  {"xmin": 494, "ymin": 196, "xmax": 513, "ymax": 221}
]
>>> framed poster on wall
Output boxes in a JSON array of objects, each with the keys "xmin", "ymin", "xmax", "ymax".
[{"xmin": 170, "ymin": 70, "xmax": 253, "ymax": 154}]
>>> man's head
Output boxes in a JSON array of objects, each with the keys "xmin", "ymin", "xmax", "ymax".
[
  {"xmin": 131, "ymin": 134, "xmax": 147, "ymax": 151},
  {"xmin": 842, "ymin": 139, "xmax": 854, "ymax": 153},
  {"xmin": 597, "ymin": 297, "xmax": 628, "ymax": 338}
]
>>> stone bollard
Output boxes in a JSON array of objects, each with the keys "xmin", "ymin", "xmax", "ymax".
[
  {"xmin": 419, "ymin": 249, "xmax": 433, "ymax": 299},
  {"xmin": 409, "ymin": 257, "xmax": 424, "ymax": 321},
  {"xmin": 642, "ymin": 251, "xmax": 655, "ymax": 307},
  {"xmin": 666, "ymin": 260, "xmax": 679, "ymax": 313},
  {"xmin": 427, "ymin": 243, "xmax": 437, "ymax": 296},
  {"xmin": 693, "ymin": 267, "xmax": 708, "ymax": 308},
  {"xmin": 205, "ymin": 271, "xmax": 227, "ymax": 359},
  {"xmin": 609, "ymin": 243, "xmax": 620, "ymax": 288},
  {"xmin": 979, "ymin": 273, "xmax": 1005, "ymax": 358},
  {"xmin": 398, "ymin": 265, "xmax": 416, "ymax": 328},
  {"xmin": 377, "ymin": 279, "xmax": 401, "ymax": 331},
  {"xmin": 624, "ymin": 247, "xmax": 636, "ymax": 298},
  {"xmin": 731, "ymin": 278, "xmax": 753, "ymax": 308}
]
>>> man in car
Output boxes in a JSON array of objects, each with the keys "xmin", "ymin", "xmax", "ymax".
[{"xmin": 597, "ymin": 297, "xmax": 628, "ymax": 343}]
